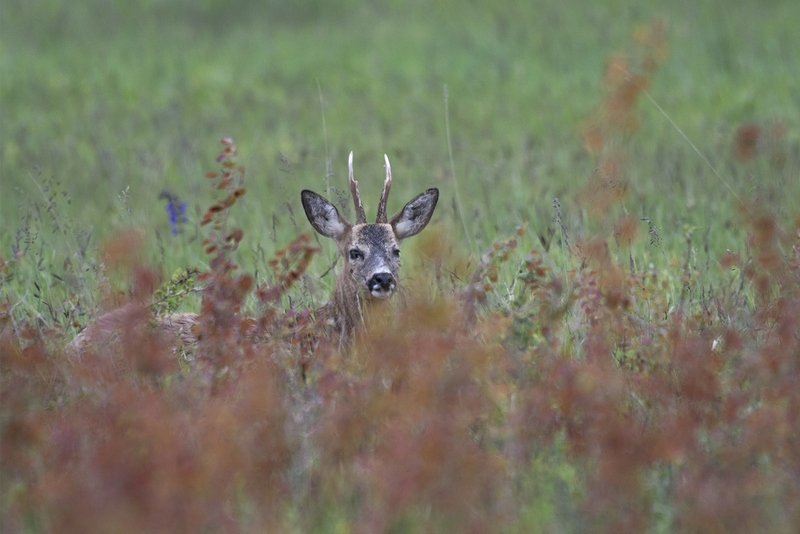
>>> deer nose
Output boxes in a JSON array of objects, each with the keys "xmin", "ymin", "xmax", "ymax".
[{"xmin": 368, "ymin": 272, "xmax": 395, "ymax": 294}]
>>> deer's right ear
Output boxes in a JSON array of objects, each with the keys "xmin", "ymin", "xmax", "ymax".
[{"xmin": 301, "ymin": 190, "xmax": 349, "ymax": 240}]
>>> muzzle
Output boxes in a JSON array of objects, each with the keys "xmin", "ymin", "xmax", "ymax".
[{"xmin": 367, "ymin": 272, "xmax": 396, "ymax": 298}]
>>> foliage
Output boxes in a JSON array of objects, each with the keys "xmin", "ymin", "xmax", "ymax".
[
  {"xmin": 2, "ymin": 1, "xmax": 800, "ymax": 532},
  {"xmin": 4, "ymin": 156, "xmax": 800, "ymax": 532}
]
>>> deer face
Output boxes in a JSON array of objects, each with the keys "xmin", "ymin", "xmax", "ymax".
[
  {"xmin": 301, "ymin": 153, "xmax": 438, "ymax": 301},
  {"xmin": 346, "ymin": 223, "xmax": 401, "ymax": 298}
]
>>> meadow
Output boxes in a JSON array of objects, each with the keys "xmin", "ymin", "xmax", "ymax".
[{"xmin": 2, "ymin": 0, "xmax": 800, "ymax": 532}]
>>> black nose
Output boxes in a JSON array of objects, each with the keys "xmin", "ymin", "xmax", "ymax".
[{"xmin": 369, "ymin": 272, "xmax": 395, "ymax": 292}]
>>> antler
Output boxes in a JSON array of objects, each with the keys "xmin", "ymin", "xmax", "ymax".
[
  {"xmin": 348, "ymin": 151, "xmax": 367, "ymax": 224},
  {"xmin": 376, "ymin": 154, "xmax": 392, "ymax": 223}
]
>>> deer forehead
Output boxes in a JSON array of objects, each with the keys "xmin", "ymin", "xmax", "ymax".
[{"xmin": 348, "ymin": 224, "xmax": 398, "ymax": 252}]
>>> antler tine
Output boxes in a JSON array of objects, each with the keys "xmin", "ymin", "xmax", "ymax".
[
  {"xmin": 376, "ymin": 154, "xmax": 392, "ymax": 223},
  {"xmin": 348, "ymin": 151, "xmax": 367, "ymax": 224}
]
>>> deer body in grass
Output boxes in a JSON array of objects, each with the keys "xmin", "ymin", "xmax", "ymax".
[
  {"xmin": 302, "ymin": 152, "xmax": 439, "ymax": 342},
  {"xmin": 67, "ymin": 153, "xmax": 437, "ymax": 356}
]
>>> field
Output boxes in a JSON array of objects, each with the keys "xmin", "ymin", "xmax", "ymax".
[{"xmin": 2, "ymin": 0, "xmax": 800, "ymax": 532}]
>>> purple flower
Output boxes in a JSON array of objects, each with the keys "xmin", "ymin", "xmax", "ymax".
[{"xmin": 159, "ymin": 190, "xmax": 189, "ymax": 236}]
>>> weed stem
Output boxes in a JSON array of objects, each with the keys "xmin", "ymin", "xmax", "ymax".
[{"xmin": 641, "ymin": 88, "xmax": 750, "ymax": 215}]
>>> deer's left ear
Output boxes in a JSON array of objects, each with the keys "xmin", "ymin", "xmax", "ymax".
[{"xmin": 390, "ymin": 188, "xmax": 439, "ymax": 240}]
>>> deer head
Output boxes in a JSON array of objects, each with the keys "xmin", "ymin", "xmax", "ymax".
[{"xmin": 302, "ymin": 152, "xmax": 438, "ymax": 337}]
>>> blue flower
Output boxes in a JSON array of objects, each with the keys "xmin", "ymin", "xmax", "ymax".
[{"xmin": 159, "ymin": 190, "xmax": 189, "ymax": 236}]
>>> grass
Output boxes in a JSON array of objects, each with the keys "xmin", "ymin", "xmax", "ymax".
[{"xmin": 2, "ymin": 0, "xmax": 800, "ymax": 532}]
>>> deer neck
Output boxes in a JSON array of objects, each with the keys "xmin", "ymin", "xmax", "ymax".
[{"xmin": 329, "ymin": 272, "xmax": 393, "ymax": 341}]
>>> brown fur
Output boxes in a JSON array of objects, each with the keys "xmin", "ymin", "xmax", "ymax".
[{"xmin": 67, "ymin": 304, "xmax": 198, "ymax": 358}]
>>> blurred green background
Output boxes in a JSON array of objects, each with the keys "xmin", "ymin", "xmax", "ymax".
[{"xmin": 2, "ymin": 0, "xmax": 798, "ymax": 311}]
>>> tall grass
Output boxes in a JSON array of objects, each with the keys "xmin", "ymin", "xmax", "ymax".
[
  {"xmin": 3, "ymin": 1, "xmax": 800, "ymax": 532},
  {"xmin": 3, "ymin": 140, "xmax": 800, "ymax": 531}
]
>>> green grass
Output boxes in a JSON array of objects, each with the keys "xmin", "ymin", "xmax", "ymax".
[
  {"xmin": 3, "ymin": 2, "xmax": 800, "ymax": 531},
  {"xmin": 4, "ymin": 0, "xmax": 798, "ymax": 257}
]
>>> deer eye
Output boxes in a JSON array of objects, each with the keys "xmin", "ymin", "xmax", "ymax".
[
  {"xmin": 349, "ymin": 249, "xmax": 363, "ymax": 261},
  {"xmin": 393, "ymin": 249, "xmax": 401, "ymax": 258}
]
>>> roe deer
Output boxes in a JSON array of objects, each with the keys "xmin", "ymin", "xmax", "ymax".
[
  {"xmin": 68, "ymin": 152, "xmax": 438, "ymax": 356},
  {"xmin": 302, "ymin": 152, "xmax": 438, "ymax": 341}
]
